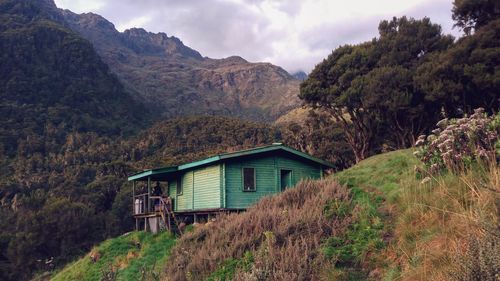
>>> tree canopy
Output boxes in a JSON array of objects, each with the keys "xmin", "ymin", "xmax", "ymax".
[
  {"xmin": 452, "ymin": 0, "xmax": 500, "ymax": 34},
  {"xmin": 300, "ymin": 17, "xmax": 454, "ymax": 162}
]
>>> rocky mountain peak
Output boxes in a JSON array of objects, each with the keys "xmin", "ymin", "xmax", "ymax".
[
  {"xmin": 292, "ymin": 70, "xmax": 308, "ymax": 81},
  {"xmin": 121, "ymin": 28, "xmax": 201, "ymax": 58},
  {"xmin": 63, "ymin": 11, "xmax": 116, "ymax": 32},
  {"xmin": 54, "ymin": 3, "xmax": 300, "ymax": 121}
]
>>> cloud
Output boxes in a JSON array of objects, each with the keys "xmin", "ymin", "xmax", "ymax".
[
  {"xmin": 54, "ymin": 0, "xmax": 458, "ymax": 73},
  {"xmin": 54, "ymin": 0, "xmax": 105, "ymax": 13}
]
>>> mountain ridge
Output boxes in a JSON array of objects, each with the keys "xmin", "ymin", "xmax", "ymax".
[{"xmin": 59, "ymin": 7, "xmax": 301, "ymax": 121}]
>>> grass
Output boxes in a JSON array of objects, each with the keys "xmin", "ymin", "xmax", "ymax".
[
  {"xmin": 50, "ymin": 149, "xmax": 499, "ymax": 281},
  {"xmin": 333, "ymin": 149, "xmax": 499, "ymax": 280},
  {"xmin": 320, "ymin": 150, "xmax": 418, "ymax": 279},
  {"xmin": 390, "ymin": 161, "xmax": 499, "ymax": 280},
  {"xmin": 51, "ymin": 231, "xmax": 176, "ymax": 281},
  {"xmin": 164, "ymin": 179, "xmax": 353, "ymax": 281}
]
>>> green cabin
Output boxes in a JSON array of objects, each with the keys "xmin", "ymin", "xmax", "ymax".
[{"xmin": 128, "ymin": 144, "xmax": 334, "ymax": 232}]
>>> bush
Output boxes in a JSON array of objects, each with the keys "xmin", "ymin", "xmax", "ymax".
[
  {"xmin": 448, "ymin": 225, "xmax": 500, "ymax": 281},
  {"xmin": 415, "ymin": 108, "xmax": 499, "ymax": 174},
  {"xmin": 164, "ymin": 180, "xmax": 353, "ymax": 281}
]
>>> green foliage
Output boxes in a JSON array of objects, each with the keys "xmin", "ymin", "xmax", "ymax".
[
  {"xmin": 323, "ymin": 188, "xmax": 385, "ymax": 266},
  {"xmin": 0, "ymin": 115, "xmax": 277, "ymax": 280},
  {"xmin": 300, "ymin": 16, "xmax": 454, "ymax": 162},
  {"xmin": 415, "ymin": 109, "xmax": 499, "ymax": 174},
  {"xmin": 51, "ymin": 231, "xmax": 176, "ymax": 281},
  {"xmin": 415, "ymin": 19, "xmax": 500, "ymax": 114},
  {"xmin": 452, "ymin": 0, "xmax": 500, "ymax": 34},
  {"xmin": 128, "ymin": 116, "xmax": 279, "ymax": 167},
  {"xmin": 324, "ymin": 199, "xmax": 352, "ymax": 219},
  {"xmin": 280, "ymin": 110, "xmax": 355, "ymax": 171},
  {"xmin": 206, "ymin": 252, "xmax": 254, "ymax": 281},
  {"xmin": 321, "ymin": 150, "xmax": 418, "ymax": 278}
]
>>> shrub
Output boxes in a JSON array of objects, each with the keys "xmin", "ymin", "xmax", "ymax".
[
  {"xmin": 448, "ymin": 225, "xmax": 500, "ymax": 281},
  {"xmin": 163, "ymin": 180, "xmax": 353, "ymax": 281},
  {"xmin": 414, "ymin": 108, "xmax": 499, "ymax": 174}
]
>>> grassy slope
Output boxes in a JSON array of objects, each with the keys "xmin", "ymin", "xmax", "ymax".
[
  {"xmin": 50, "ymin": 149, "xmax": 498, "ymax": 280},
  {"xmin": 335, "ymin": 149, "xmax": 499, "ymax": 280},
  {"xmin": 51, "ymin": 231, "xmax": 175, "ymax": 281},
  {"xmin": 330, "ymin": 149, "xmax": 419, "ymax": 279}
]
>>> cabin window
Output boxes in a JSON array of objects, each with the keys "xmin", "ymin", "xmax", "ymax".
[
  {"xmin": 176, "ymin": 178, "xmax": 183, "ymax": 195},
  {"xmin": 243, "ymin": 167, "xmax": 256, "ymax": 191}
]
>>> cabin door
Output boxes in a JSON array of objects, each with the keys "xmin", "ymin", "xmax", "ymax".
[{"xmin": 280, "ymin": 169, "xmax": 292, "ymax": 191}]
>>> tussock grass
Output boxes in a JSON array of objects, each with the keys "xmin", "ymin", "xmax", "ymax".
[
  {"xmin": 336, "ymin": 149, "xmax": 499, "ymax": 280},
  {"xmin": 51, "ymin": 231, "xmax": 176, "ymax": 281},
  {"xmin": 164, "ymin": 179, "xmax": 353, "ymax": 281},
  {"xmin": 392, "ymin": 162, "xmax": 499, "ymax": 281}
]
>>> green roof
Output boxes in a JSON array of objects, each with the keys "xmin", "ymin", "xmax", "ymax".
[{"xmin": 128, "ymin": 144, "xmax": 334, "ymax": 181}]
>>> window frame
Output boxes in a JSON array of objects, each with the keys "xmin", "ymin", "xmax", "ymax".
[
  {"xmin": 176, "ymin": 178, "xmax": 183, "ymax": 196},
  {"xmin": 280, "ymin": 169, "xmax": 293, "ymax": 191},
  {"xmin": 242, "ymin": 167, "xmax": 256, "ymax": 192}
]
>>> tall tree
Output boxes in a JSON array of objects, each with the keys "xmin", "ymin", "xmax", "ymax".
[
  {"xmin": 300, "ymin": 17, "xmax": 453, "ymax": 162},
  {"xmin": 415, "ymin": 19, "xmax": 500, "ymax": 115},
  {"xmin": 452, "ymin": 0, "xmax": 500, "ymax": 34}
]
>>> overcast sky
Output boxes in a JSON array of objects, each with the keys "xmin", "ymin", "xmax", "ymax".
[{"xmin": 54, "ymin": 0, "xmax": 460, "ymax": 73}]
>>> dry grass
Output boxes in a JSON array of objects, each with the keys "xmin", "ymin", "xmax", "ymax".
[
  {"xmin": 390, "ymin": 162, "xmax": 499, "ymax": 280},
  {"xmin": 163, "ymin": 179, "xmax": 353, "ymax": 281}
]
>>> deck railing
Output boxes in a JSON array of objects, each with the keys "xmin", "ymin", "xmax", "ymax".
[{"xmin": 133, "ymin": 194, "xmax": 172, "ymax": 215}]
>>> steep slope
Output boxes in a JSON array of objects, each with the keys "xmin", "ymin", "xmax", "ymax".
[
  {"xmin": 0, "ymin": 0, "xmax": 149, "ymax": 279},
  {"xmin": 51, "ymin": 149, "xmax": 499, "ymax": 281},
  {"xmin": 0, "ymin": 114, "xmax": 278, "ymax": 280},
  {"xmin": 0, "ymin": 0, "xmax": 148, "ymax": 156},
  {"xmin": 60, "ymin": 9, "xmax": 300, "ymax": 121},
  {"xmin": 50, "ymin": 231, "xmax": 176, "ymax": 281}
]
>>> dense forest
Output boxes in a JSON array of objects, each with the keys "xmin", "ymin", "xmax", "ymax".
[{"xmin": 0, "ymin": 0, "xmax": 498, "ymax": 280}]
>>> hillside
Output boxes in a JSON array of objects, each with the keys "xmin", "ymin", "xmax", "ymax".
[
  {"xmin": 50, "ymin": 231, "xmax": 176, "ymax": 281},
  {"xmin": 51, "ymin": 149, "xmax": 499, "ymax": 280},
  {"xmin": 60, "ymin": 9, "xmax": 301, "ymax": 121},
  {"xmin": 0, "ymin": 113, "xmax": 279, "ymax": 281},
  {"xmin": 0, "ymin": 0, "xmax": 149, "ymax": 156}
]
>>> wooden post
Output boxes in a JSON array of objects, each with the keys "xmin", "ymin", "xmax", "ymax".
[
  {"xmin": 132, "ymin": 181, "xmax": 136, "ymax": 216},
  {"xmin": 147, "ymin": 177, "xmax": 151, "ymax": 213}
]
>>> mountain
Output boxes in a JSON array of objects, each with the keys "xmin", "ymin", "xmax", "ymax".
[
  {"xmin": 291, "ymin": 70, "xmax": 308, "ymax": 81},
  {"xmin": 0, "ymin": 0, "xmax": 153, "ymax": 279},
  {"xmin": 59, "ymin": 10, "xmax": 301, "ymax": 121},
  {"xmin": 0, "ymin": 0, "xmax": 149, "ymax": 157}
]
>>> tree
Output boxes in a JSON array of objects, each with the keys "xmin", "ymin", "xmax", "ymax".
[
  {"xmin": 280, "ymin": 110, "xmax": 355, "ymax": 171},
  {"xmin": 300, "ymin": 17, "xmax": 453, "ymax": 162},
  {"xmin": 415, "ymin": 19, "xmax": 500, "ymax": 116},
  {"xmin": 452, "ymin": 0, "xmax": 500, "ymax": 35}
]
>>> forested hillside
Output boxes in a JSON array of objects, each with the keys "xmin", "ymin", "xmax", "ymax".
[
  {"xmin": 0, "ymin": 113, "xmax": 282, "ymax": 280},
  {"xmin": 0, "ymin": 0, "xmax": 498, "ymax": 280}
]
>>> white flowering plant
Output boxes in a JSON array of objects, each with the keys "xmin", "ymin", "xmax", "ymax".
[{"xmin": 414, "ymin": 108, "xmax": 499, "ymax": 174}]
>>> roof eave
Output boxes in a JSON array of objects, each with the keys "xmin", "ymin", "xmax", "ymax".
[{"xmin": 127, "ymin": 166, "xmax": 177, "ymax": 181}]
